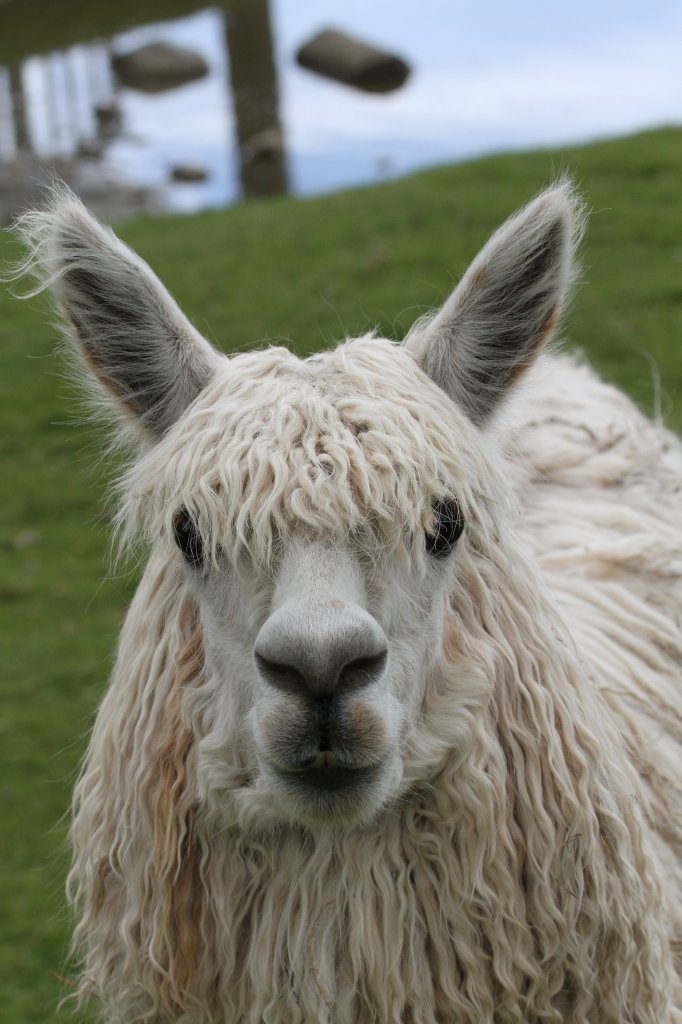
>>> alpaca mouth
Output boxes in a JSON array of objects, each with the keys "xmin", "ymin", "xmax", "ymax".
[{"xmin": 274, "ymin": 751, "xmax": 380, "ymax": 794}]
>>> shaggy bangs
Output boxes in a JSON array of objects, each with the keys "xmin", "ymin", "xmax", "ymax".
[{"xmin": 117, "ymin": 337, "xmax": 498, "ymax": 568}]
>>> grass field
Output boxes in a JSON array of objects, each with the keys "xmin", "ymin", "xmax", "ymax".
[{"xmin": 1, "ymin": 126, "xmax": 681, "ymax": 1023}]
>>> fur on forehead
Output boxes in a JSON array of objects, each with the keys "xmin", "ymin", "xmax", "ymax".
[{"xmin": 118, "ymin": 335, "xmax": 502, "ymax": 566}]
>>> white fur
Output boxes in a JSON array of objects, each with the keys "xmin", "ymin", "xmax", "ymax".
[{"xmin": 14, "ymin": 185, "xmax": 681, "ymax": 1022}]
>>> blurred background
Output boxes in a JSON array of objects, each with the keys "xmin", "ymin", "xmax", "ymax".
[
  {"xmin": 1, "ymin": 2, "xmax": 681, "ymax": 1022},
  {"xmin": 1, "ymin": 0, "xmax": 681, "ymax": 221}
]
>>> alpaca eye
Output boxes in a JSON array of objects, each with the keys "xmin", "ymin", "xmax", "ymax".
[
  {"xmin": 425, "ymin": 498, "xmax": 464, "ymax": 557},
  {"xmin": 172, "ymin": 509, "xmax": 204, "ymax": 567}
]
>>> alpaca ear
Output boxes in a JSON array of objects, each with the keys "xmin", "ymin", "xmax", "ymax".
[
  {"xmin": 405, "ymin": 181, "xmax": 583, "ymax": 424},
  {"xmin": 15, "ymin": 187, "xmax": 221, "ymax": 438}
]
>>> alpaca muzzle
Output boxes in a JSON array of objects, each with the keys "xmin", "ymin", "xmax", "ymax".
[{"xmin": 253, "ymin": 592, "xmax": 393, "ymax": 813}]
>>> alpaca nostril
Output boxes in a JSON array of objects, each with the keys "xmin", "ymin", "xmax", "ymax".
[
  {"xmin": 256, "ymin": 647, "xmax": 388, "ymax": 697},
  {"xmin": 337, "ymin": 649, "xmax": 387, "ymax": 691},
  {"xmin": 254, "ymin": 652, "xmax": 307, "ymax": 694}
]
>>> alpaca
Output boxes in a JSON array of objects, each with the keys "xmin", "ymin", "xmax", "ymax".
[{"xmin": 16, "ymin": 183, "xmax": 681, "ymax": 1023}]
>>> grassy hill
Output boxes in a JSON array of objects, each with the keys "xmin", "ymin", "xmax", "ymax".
[{"xmin": 1, "ymin": 126, "xmax": 681, "ymax": 1023}]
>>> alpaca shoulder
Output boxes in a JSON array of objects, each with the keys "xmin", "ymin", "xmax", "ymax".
[
  {"xmin": 503, "ymin": 350, "xmax": 682, "ymax": 646},
  {"xmin": 502, "ymin": 350, "xmax": 682, "ymax": 950}
]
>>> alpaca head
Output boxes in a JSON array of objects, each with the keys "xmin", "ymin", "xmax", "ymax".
[{"xmin": 19, "ymin": 183, "xmax": 580, "ymax": 829}]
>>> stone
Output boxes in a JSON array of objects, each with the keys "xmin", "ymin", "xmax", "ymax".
[
  {"xmin": 240, "ymin": 126, "xmax": 284, "ymax": 165},
  {"xmin": 170, "ymin": 164, "xmax": 208, "ymax": 183},
  {"xmin": 112, "ymin": 42, "xmax": 209, "ymax": 94},
  {"xmin": 296, "ymin": 28, "xmax": 410, "ymax": 94}
]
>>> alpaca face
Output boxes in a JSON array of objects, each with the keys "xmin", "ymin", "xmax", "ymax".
[
  {"xmin": 196, "ymin": 526, "xmax": 456, "ymax": 827},
  {"xmin": 19, "ymin": 180, "xmax": 579, "ymax": 829},
  {"xmin": 147, "ymin": 342, "xmax": 477, "ymax": 823},
  {"xmin": 134, "ymin": 338, "xmax": 481, "ymax": 828}
]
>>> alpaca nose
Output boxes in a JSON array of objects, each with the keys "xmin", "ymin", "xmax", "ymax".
[{"xmin": 254, "ymin": 602, "xmax": 388, "ymax": 698}]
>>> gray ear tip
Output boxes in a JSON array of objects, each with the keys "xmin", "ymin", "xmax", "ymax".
[
  {"xmin": 14, "ymin": 181, "xmax": 98, "ymax": 251},
  {"xmin": 37, "ymin": 178, "xmax": 88, "ymax": 216},
  {"xmin": 500, "ymin": 180, "xmax": 586, "ymax": 289},
  {"xmin": 11, "ymin": 182, "xmax": 113, "ymax": 297},
  {"xmin": 7, "ymin": 184, "xmax": 77, "ymax": 293},
  {"xmin": 532, "ymin": 178, "xmax": 588, "ymax": 244}
]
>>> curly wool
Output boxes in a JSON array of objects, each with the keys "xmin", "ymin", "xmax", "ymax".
[
  {"xmin": 66, "ymin": 342, "xmax": 682, "ymax": 1023},
  {"xmin": 117, "ymin": 337, "xmax": 501, "ymax": 571}
]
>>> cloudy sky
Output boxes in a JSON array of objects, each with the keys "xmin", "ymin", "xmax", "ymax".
[
  {"xmin": 16, "ymin": 0, "xmax": 682, "ymax": 208},
  {"xmin": 274, "ymin": 0, "xmax": 682, "ymax": 189}
]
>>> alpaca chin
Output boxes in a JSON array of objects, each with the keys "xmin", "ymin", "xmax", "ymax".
[{"xmin": 260, "ymin": 756, "xmax": 403, "ymax": 829}]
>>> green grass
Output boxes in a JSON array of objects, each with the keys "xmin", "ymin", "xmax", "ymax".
[{"xmin": 1, "ymin": 126, "xmax": 681, "ymax": 1023}]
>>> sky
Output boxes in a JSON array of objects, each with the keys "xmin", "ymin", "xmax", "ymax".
[
  {"xmin": 12, "ymin": 0, "xmax": 682, "ymax": 210},
  {"xmin": 274, "ymin": 0, "xmax": 682, "ymax": 191}
]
